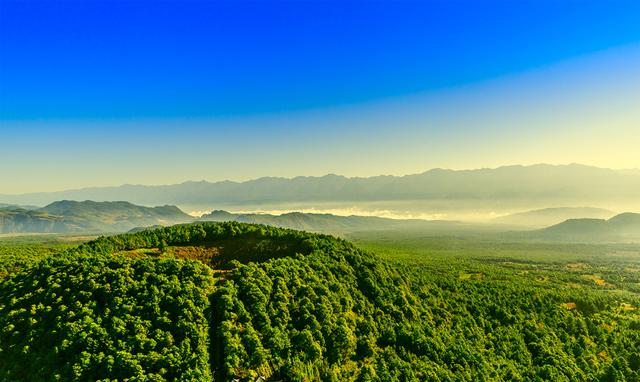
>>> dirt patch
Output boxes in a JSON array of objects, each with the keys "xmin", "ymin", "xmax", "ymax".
[
  {"xmin": 581, "ymin": 274, "xmax": 607, "ymax": 286},
  {"xmin": 117, "ymin": 248, "xmax": 161, "ymax": 258},
  {"xmin": 169, "ymin": 246, "xmax": 221, "ymax": 264},
  {"xmin": 620, "ymin": 303, "xmax": 636, "ymax": 312}
]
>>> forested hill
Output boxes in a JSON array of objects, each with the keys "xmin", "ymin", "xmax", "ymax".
[
  {"xmin": 0, "ymin": 200, "xmax": 193, "ymax": 233},
  {"xmin": 198, "ymin": 209, "xmax": 465, "ymax": 233},
  {"xmin": 1, "ymin": 222, "xmax": 638, "ymax": 381}
]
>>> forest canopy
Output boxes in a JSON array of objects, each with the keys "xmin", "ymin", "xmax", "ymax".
[{"xmin": 0, "ymin": 222, "xmax": 639, "ymax": 381}]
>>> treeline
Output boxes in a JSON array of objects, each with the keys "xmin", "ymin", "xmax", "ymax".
[
  {"xmin": 0, "ymin": 222, "xmax": 639, "ymax": 381},
  {"xmin": 69, "ymin": 222, "xmax": 332, "ymax": 264}
]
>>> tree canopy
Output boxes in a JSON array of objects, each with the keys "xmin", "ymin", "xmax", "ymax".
[{"xmin": 1, "ymin": 222, "xmax": 638, "ymax": 381}]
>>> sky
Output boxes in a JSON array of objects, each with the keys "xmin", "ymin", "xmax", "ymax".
[{"xmin": 1, "ymin": 0, "xmax": 639, "ymax": 194}]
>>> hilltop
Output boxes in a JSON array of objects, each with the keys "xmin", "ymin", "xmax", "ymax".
[{"xmin": 0, "ymin": 200, "xmax": 192, "ymax": 233}]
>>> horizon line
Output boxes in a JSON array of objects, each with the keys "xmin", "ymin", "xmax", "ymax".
[{"xmin": 2, "ymin": 162, "xmax": 637, "ymax": 196}]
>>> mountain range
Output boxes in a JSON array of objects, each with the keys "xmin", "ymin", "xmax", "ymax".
[
  {"xmin": 2, "ymin": 199, "xmax": 640, "ymax": 242},
  {"xmin": 198, "ymin": 210, "xmax": 468, "ymax": 234},
  {"xmin": 529, "ymin": 212, "xmax": 640, "ymax": 243},
  {"xmin": 0, "ymin": 201, "xmax": 192, "ymax": 233},
  {"xmin": 492, "ymin": 207, "xmax": 616, "ymax": 228},
  {"xmin": 1, "ymin": 165, "xmax": 639, "ymax": 216},
  {"xmin": 1, "ymin": 201, "xmax": 466, "ymax": 235}
]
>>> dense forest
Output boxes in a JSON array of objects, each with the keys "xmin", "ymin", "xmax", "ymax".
[{"xmin": 1, "ymin": 222, "xmax": 639, "ymax": 381}]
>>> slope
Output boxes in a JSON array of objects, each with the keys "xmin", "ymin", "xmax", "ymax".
[
  {"xmin": 0, "ymin": 200, "xmax": 193, "ymax": 233},
  {"xmin": 493, "ymin": 207, "xmax": 615, "ymax": 228},
  {"xmin": 1, "ymin": 222, "xmax": 638, "ymax": 381},
  {"xmin": 531, "ymin": 212, "xmax": 640, "ymax": 242}
]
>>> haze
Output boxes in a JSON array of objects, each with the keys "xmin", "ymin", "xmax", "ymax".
[{"xmin": 1, "ymin": 1, "xmax": 639, "ymax": 194}]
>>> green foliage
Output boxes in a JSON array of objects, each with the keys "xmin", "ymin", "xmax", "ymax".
[
  {"xmin": 1, "ymin": 222, "xmax": 639, "ymax": 381},
  {"xmin": 213, "ymin": 231, "xmax": 640, "ymax": 381},
  {"xmin": 0, "ymin": 255, "xmax": 213, "ymax": 381},
  {"xmin": 0, "ymin": 236, "xmax": 79, "ymax": 279}
]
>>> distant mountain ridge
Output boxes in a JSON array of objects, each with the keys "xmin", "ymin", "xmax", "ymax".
[
  {"xmin": 1, "ymin": 201, "xmax": 469, "ymax": 235},
  {"xmin": 198, "ymin": 210, "xmax": 466, "ymax": 233},
  {"xmin": 0, "ymin": 200, "xmax": 193, "ymax": 233},
  {"xmin": 529, "ymin": 212, "xmax": 640, "ymax": 242},
  {"xmin": 4, "ymin": 199, "xmax": 639, "ymax": 242},
  {"xmin": 493, "ymin": 207, "xmax": 615, "ymax": 228},
  {"xmin": 0, "ymin": 203, "xmax": 38, "ymax": 210},
  {"xmin": 1, "ymin": 165, "xmax": 639, "ymax": 212}
]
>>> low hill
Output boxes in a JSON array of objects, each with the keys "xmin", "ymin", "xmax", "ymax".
[
  {"xmin": 493, "ymin": 207, "xmax": 615, "ymax": 228},
  {"xmin": 0, "ymin": 203, "xmax": 38, "ymax": 210},
  {"xmin": 198, "ymin": 209, "xmax": 468, "ymax": 234},
  {"xmin": 1, "ymin": 222, "xmax": 638, "ymax": 381},
  {"xmin": 0, "ymin": 200, "xmax": 193, "ymax": 233},
  {"xmin": 531, "ymin": 212, "xmax": 640, "ymax": 242},
  {"xmin": 0, "ymin": 208, "xmax": 68, "ymax": 233},
  {"xmin": 608, "ymin": 212, "xmax": 640, "ymax": 233}
]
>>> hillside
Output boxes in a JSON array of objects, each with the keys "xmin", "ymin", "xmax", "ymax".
[
  {"xmin": 0, "ymin": 203, "xmax": 38, "ymax": 210},
  {"xmin": 0, "ymin": 200, "xmax": 193, "ymax": 233},
  {"xmin": 531, "ymin": 212, "xmax": 640, "ymax": 242},
  {"xmin": 2, "ymin": 164, "xmax": 639, "ymax": 214},
  {"xmin": 493, "ymin": 207, "xmax": 615, "ymax": 228},
  {"xmin": 1, "ymin": 222, "xmax": 638, "ymax": 381},
  {"xmin": 608, "ymin": 212, "xmax": 640, "ymax": 233},
  {"xmin": 198, "ymin": 210, "xmax": 467, "ymax": 233},
  {"xmin": 0, "ymin": 208, "xmax": 69, "ymax": 234}
]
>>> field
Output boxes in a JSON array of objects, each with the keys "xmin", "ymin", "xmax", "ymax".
[
  {"xmin": 349, "ymin": 229, "xmax": 640, "ymax": 300},
  {"xmin": 0, "ymin": 234, "xmax": 95, "ymax": 279}
]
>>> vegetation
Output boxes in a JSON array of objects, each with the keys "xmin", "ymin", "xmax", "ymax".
[
  {"xmin": 1, "ymin": 223, "xmax": 639, "ymax": 381},
  {"xmin": 0, "ymin": 235, "xmax": 86, "ymax": 279},
  {"xmin": 0, "ymin": 256, "xmax": 213, "ymax": 381}
]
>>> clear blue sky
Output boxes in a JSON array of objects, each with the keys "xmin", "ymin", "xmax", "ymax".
[{"xmin": 1, "ymin": 0, "xmax": 639, "ymax": 193}]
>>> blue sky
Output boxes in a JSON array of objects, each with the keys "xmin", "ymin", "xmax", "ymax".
[{"xmin": 1, "ymin": 0, "xmax": 639, "ymax": 193}]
